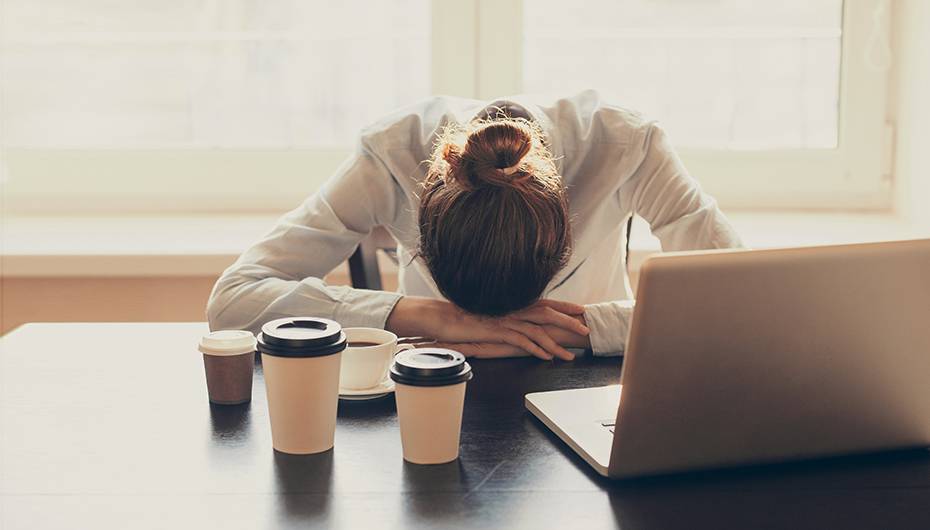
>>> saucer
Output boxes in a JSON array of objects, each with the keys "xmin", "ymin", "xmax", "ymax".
[{"xmin": 339, "ymin": 379, "xmax": 395, "ymax": 401}]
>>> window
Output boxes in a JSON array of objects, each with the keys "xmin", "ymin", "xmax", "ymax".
[
  {"xmin": 524, "ymin": 1, "xmax": 843, "ymax": 150},
  {"xmin": 2, "ymin": 0, "xmax": 430, "ymax": 148},
  {"xmin": 1, "ymin": 0, "xmax": 892, "ymax": 213},
  {"xmin": 480, "ymin": 0, "xmax": 893, "ymax": 210},
  {"xmin": 1, "ymin": 0, "xmax": 432, "ymax": 212}
]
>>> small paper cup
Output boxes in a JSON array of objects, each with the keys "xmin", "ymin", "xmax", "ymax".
[{"xmin": 199, "ymin": 330, "xmax": 256, "ymax": 405}]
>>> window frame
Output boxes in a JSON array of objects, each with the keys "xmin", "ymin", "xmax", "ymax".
[
  {"xmin": 479, "ymin": 0, "xmax": 893, "ymax": 211},
  {"xmin": 1, "ymin": 0, "xmax": 893, "ymax": 214}
]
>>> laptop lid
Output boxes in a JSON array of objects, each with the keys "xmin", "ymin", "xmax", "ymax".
[{"xmin": 608, "ymin": 239, "xmax": 930, "ymax": 478}]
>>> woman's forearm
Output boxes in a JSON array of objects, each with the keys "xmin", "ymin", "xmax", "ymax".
[
  {"xmin": 387, "ymin": 295, "xmax": 592, "ymax": 352},
  {"xmin": 385, "ymin": 296, "xmax": 450, "ymax": 338}
]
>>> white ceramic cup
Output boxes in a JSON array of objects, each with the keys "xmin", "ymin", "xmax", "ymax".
[{"xmin": 340, "ymin": 328, "xmax": 413, "ymax": 390}]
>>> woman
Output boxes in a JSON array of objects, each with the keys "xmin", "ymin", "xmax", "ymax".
[{"xmin": 207, "ymin": 90, "xmax": 742, "ymax": 360}]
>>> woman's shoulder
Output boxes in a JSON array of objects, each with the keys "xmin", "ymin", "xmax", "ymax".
[
  {"xmin": 358, "ymin": 95, "xmax": 483, "ymax": 153},
  {"xmin": 530, "ymin": 89, "xmax": 657, "ymax": 148}
]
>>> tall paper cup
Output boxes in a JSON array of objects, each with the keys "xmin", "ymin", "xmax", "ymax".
[
  {"xmin": 257, "ymin": 317, "xmax": 347, "ymax": 455},
  {"xmin": 390, "ymin": 348, "xmax": 473, "ymax": 464}
]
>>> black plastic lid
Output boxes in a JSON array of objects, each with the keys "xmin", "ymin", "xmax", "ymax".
[
  {"xmin": 390, "ymin": 348, "xmax": 473, "ymax": 387},
  {"xmin": 256, "ymin": 317, "xmax": 347, "ymax": 358}
]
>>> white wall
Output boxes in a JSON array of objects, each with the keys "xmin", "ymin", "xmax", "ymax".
[{"xmin": 892, "ymin": 0, "xmax": 930, "ymax": 226}]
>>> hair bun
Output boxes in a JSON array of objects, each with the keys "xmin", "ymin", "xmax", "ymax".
[
  {"xmin": 451, "ymin": 121, "xmax": 534, "ymax": 189},
  {"xmin": 427, "ymin": 115, "xmax": 561, "ymax": 193}
]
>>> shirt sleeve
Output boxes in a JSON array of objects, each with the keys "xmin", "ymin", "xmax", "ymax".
[
  {"xmin": 586, "ymin": 123, "xmax": 743, "ymax": 356},
  {"xmin": 584, "ymin": 300, "xmax": 635, "ymax": 356},
  {"xmin": 206, "ymin": 138, "xmax": 405, "ymax": 335}
]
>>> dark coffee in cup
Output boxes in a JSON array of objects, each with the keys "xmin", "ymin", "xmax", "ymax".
[
  {"xmin": 199, "ymin": 330, "xmax": 257, "ymax": 405},
  {"xmin": 257, "ymin": 317, "xmax": 347, "ymax": 454},
  {"xmin": 340, "ymin": 328, "xmax": 414, "ymax": 391},
  {"xmin": 390, "ymin": 348, "xmax": 473, "ymax": 464}
]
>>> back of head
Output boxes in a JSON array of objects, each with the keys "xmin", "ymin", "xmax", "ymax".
[{"xmin": 418, "ymin": 117, "xmax": 572, "ymax": 316}]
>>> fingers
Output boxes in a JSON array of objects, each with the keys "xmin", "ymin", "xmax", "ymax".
[
  {"xmin": 430, "ymin": 337, "xmax": 579, "ymax": 361},
  {"xmin": 535, "ymin": 299, "xmax": 586, "ymax": 316},
  {"xmin": 514, "ymin": 306, "xmax": 589, "ymax": 336},
  {"xmin": 498, "ymin": 328, "xmax": 555, "ymax": 361},
  {"xmin": 404, "ymin": 300, "xmax": 584, "ymax": 362},
  {"xmin": 502, "ymin": 320, "xmax": 575, "ymax": 361},
  {"xmin": 432, "ymin": 342, "xmax": 528, "ymax": 359},
  {"xmin": 398, "ymin": 336, "xmax": 434, "ymax": 345},
  {"xmin": 542, "ymin": 324, "xmax": 590, "ymax": 349}
]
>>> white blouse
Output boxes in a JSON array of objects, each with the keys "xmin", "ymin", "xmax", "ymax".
[{"xmin": 207, "ymin": 90, "xmax": 743, "ymax": 356}]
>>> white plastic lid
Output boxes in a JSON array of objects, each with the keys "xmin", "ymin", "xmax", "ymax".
[{"xmin": 199, "ymin": 330, "xmax": 257, "ymax": 356}]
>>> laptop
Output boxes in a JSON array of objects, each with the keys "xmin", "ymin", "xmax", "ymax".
[{"xmin": 526, "ymin": 239, "xmax": 930, "ymax": 479}]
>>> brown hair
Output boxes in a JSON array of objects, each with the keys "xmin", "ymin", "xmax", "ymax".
[{"xmin": 418, "ymin": 117, "xmax": 572, "ymax": 316}]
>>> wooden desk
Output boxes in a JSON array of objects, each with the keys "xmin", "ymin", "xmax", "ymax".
[{"xmin": 2, "ymin": 323, "xmax": 928, "ymax": 529}]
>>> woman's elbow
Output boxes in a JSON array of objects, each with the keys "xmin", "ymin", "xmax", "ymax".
[{"xmin": 206, "ymin": 276, "xmax": 247, "ymax": 332}]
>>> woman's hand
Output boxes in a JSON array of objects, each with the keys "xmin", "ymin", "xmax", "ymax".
[
  {"xmin": 424, "ymin": 318, "xmax": 591, "ymax": 359},
  {"xmin": 386, "ymin": 297, "xmax": 589, "ymax": 361}
]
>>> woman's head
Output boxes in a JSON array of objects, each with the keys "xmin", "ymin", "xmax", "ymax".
[{"xmin": 418, "ymin": 117, "xmax": 572, "ymax": 316}]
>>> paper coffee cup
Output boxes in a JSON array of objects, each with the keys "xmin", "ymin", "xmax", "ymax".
[
  {"xmin": 340, "ymin": 328, "xmax": 413, "ymax": 391},
  {"xmin": 199, "ymin": 330, "xmax": 257, "ymax": 405},
  {"xmin": 390, "ymin": 348, "xmax": 473, "ymax": 464},
  {"xmin": 257, "ymin": 317, "xmax": 347, "ymax": 455}
]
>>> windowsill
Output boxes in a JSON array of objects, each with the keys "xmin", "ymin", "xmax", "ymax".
[
  {"xmin": 2, "ymin": 212, "xmax": 927, "ymax": 278},
  {"xmin": 1, "ymin": 215, "xmax": 280, "ymax": 278},
  {"xmin": 627, "ymin": 211, "xmax": 928, "ymax": 268}
]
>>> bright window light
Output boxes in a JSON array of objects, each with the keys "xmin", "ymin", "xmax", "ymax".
[
  {"xmin": 1, "ymin": 0, "xmax": 432, "ymax": 148},
  {"xmin": 0, "ymin": 0, "xmax": 890, "ymax": 213},
  {"xmin": 523, "ymin": 0, "xmax": 843, "ymax": 150}
]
